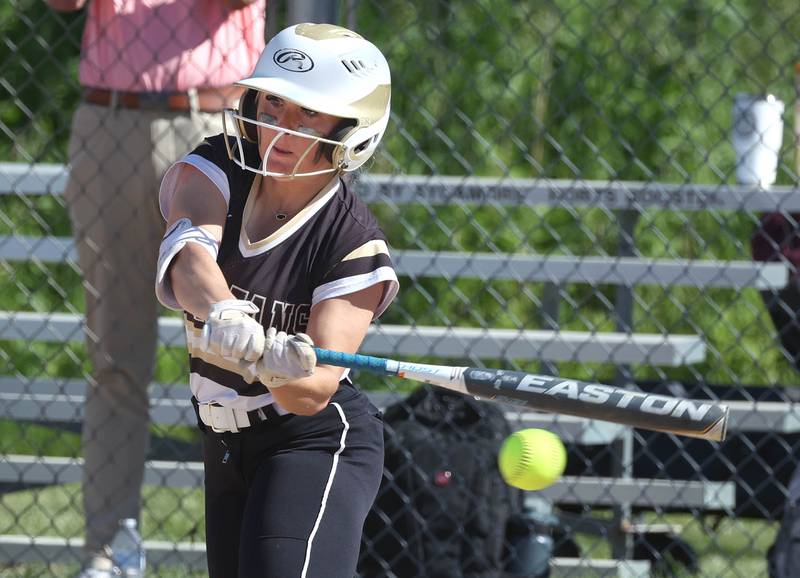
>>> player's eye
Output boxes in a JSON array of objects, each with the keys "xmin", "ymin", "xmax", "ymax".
[
  {"xmin": 258, "ymin": 112, "xmax": 278, "ymax": 125},
  {"xmin": 301, "ymin": 107, "xmax": 318, "ymax": 117},
  {"xmin": 296, "ymin": 126, "xmax": 323, "ymax": 137},
  {"xmin": 265, "ymin": 95, "xmax": 283, "ymax": 106}
]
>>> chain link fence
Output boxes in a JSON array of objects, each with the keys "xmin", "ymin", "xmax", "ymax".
[{"xmin": 2, "ymin": 0, "xmax": 800, "ymax": 576}]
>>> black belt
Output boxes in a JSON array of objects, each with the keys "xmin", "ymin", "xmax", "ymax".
[{"xmin": 238, "ymin": 402, "xmax": 282, "ymax": 423}]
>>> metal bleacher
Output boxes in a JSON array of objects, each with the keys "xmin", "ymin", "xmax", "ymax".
[{"xmin": 5, "ymin": 162, "xmax": 798, "ymax": 576}]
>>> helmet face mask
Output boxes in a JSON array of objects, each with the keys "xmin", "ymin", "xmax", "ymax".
[
  {"xmin": 223, "ymin": 23, "xmax": 391, "ymax": 178},
  {"xmin": 223, "ymin": 94, "xmax": 348, "ymax": 178}
]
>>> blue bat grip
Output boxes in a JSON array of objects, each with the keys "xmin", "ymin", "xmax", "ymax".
[{"xmin": 314, "ymin": 348, "xmax": 392, "ymax": 375}]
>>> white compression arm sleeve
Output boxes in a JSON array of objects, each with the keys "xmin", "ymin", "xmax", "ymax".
[{"xmin": 155, "ymin": 217, "xmax": 221, "ymax": 310}]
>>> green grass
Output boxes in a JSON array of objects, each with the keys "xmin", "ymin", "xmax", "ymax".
[
  {"xmin": 0, "ymin": 484, "xmax": 207, "ymax": 578},
  {"xmin": 0, "ymin": 484, "xmax": 205, "ymax": 542},
  {"xmin": 0, "ymin": 419, "xmax": 199, "ymax": 456},
  {"xmin": 569, "ymin": 512, "xmax": 777, "ymax": 577},
  {"xmin": 0, "ymin": 422, "xmax": 81, "ymax": 457}
]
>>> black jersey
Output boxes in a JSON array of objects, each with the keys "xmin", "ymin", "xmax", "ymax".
[{"xmin": 160, "ymin": 134, "xmax": 399, "ymax": 411}]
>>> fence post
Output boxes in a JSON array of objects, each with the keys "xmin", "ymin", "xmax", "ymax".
[
  {"xmin": 541, "ymin": 282, "xmax": 560, "ymax": 376},
  {"xmin": 610, "ymin": 208, "xmax": 641, "ymax": 560}
]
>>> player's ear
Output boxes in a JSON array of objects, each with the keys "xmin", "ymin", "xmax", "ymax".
[
  {"xmin": 318, "ymin": 118, "xmax": 356, "ymax": 165},
  {"xmin": 237, "ymin": 89, "xmax": 259, "ymax": 143}
]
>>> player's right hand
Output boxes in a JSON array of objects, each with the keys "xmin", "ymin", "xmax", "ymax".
[
  {"xmin": 253, "ymin": 327, "xmax": 317, "ymax": 387},
  {"xmin": 200, "ymin": 299, "xmax": 265, "ymax": 362}
]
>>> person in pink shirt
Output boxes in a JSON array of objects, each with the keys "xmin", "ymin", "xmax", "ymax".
[{"xmin": 43, "ymin": 1, "xmax": 265, "ymax": 576}]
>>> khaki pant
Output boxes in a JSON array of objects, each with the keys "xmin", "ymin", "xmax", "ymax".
[{"xmin": 64, "ymin": 102, "xmax": 222, "ymax": 553}]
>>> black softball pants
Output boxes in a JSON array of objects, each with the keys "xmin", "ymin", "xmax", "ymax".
[{"xmin": 201, "ymin": 394, "xmax": 384, "ymax": 578}]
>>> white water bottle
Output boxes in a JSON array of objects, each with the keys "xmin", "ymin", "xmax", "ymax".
[{"xmin": 109, "ymin": 518, "xmax": 146, "ymax": 577}]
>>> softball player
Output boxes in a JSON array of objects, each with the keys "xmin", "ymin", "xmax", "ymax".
[{"xmin": 155, "ymin": 23, "xmax": 398, "ymax": 578}]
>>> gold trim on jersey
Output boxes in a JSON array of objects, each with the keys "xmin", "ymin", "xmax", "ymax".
[
  {"xmin": 342, "ymin": 239, "xmax": 390, "ymax": 261},
  {"xmin": 239, "ymin": 175, "xmax": 341, "ymax": 256}
]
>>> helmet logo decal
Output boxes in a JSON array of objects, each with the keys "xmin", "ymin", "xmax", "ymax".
[{"xmin": 273, "ymin": 49, "xmax": 314, "ymax": 72}]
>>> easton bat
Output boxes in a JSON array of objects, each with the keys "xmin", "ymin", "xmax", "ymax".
[{"xmin": 314, "ymin": 348, "xmax": 729, "ymax": 442}]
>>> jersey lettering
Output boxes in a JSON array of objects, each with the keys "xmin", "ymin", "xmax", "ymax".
[
  {"xmin": 294, "ymin": 304, "xmax": 311, "ymax": 332},
  {"xmin": 230, "ymin": 285, "xmax": 310, "ymax": 333},
  {"xmin": 231, "ymin": 285, "xmax": 311, "ymax": 334},
  {"xmin": 269, "ymin": 300, "xmax": 311, "ymax": 333},
  {"xmin": 270, "ymin": 301, "xmax": 296, "ymax": 331}
]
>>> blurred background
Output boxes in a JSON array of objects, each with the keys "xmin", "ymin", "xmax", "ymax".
[{"xmin": 2, "ymin": 0, "xmax": 800, "ymax": 576}]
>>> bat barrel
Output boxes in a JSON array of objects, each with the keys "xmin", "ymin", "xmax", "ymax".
[{"xmin": 461, "ymin": 368, "xmax": 729, "ymax": 442}]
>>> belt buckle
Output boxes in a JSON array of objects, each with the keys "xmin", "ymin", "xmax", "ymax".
[
  {"xmin": 201, "ymin": 403, "xmax": 238, "ymax": 433},
  {"xmin": 137, "ymin": 91, "xmax": 172, "ymax": 110}
]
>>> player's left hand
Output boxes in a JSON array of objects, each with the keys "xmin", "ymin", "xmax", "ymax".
[
  {"xmin": 201, "ymin": 299, "xmax": 265, "ymax": 362},
  {"xmin": 253, "ymin": 327, "xmax": 317, "ymax": 387}
]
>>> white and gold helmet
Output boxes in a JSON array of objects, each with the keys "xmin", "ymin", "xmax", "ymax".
[{"xmin": 223, "ymin": 23, "xmax": 391, "ymax": 177}]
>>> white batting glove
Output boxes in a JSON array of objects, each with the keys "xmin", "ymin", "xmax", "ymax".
[
  {"xmin": 253, "ymin": 327, "xmax": 317, "ymax": 387},
  {"xmin": 200, "ymin": 299, "xmax": 265, "ymax": 362}
]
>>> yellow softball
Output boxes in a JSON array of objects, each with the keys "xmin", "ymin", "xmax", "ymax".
[{"xmin": 498, "ymin": 428, "xmax": 567, "ymax": 491}]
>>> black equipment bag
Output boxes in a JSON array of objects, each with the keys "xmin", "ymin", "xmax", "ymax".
[
  {"xmin": 768, "ymin": 461, "xmax": 800, "ymax": 578},
  {"xmin": 358, "ymin": 385, "xmax": 521, "ymax": 578}
]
